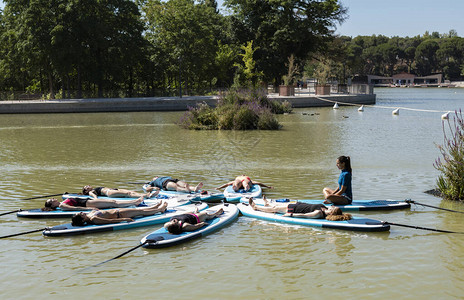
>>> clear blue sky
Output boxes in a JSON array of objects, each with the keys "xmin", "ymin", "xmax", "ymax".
[{"xmin": 1, "ymin": 0, "xmax": 463, "ymax": 38}]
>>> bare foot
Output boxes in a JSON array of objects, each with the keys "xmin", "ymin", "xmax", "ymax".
[
  {"xmin": 147, "ymin": 190, "xmax": 159, "ymax": 198},
  {"xmin": 134, "ymin": 196, "xmax": 144, "ymax": 206},
  {"xmin": 215, "ymin": 208, "xmax": 224, "ymax": 216},
  {"xmin": 249, "ymin": 198, "xmax": 257, "ymax": 210},
  {"xmin": 159, "ymin": 201, "xmax": 168, "ymax": 213},
  {"xmin": 263, "ymin": 196, "xmax": 270, "ymax": 207},
  {"xmin": 195, "ymin": 182, "xmax": 204, "ymax": 192}
]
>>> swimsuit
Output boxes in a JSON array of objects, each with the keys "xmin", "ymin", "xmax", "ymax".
[
  {"xmin": 62, "ymin": 198, "xmax": 88, "ymax": 207},
  {"xmin": 287, "ymin": 203, "xmax": 327, "ymax": 218},
  {"xmin": 149, "ymin": 176, "xmax": 180, "ymax": 190},
  {"xmin": 93, "ymin": 187, "xmax": 105, "ymax": 196}
]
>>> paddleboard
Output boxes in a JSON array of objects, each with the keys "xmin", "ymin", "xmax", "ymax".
[
  {"xmin": 42, "ymin": 203, "xmax": 208, "ymax": 236},
  {"xmin": 141, "ymin": 204, "xmax": 239, "ymax": 248},
  {"xmin": 61, "ymin": 192, "xmax": 174, "ymax": 201},
  {"xmin": 237, "ymin": 203, "xmax": 390, "ymax": 232},
  {"xmin": 239, "ymin": 198, "xmax": 411, "ymax": 211},
  {"xmin": 17, "ymin": 197, "xmax": 191, "ymax": 218},
  {"xmin": 224, "ymin": 184, "xmax": 262, "ymax": 202},
  {"xmin": 142, "ymin": 184, "xmax": 225, "ymax": 202}
]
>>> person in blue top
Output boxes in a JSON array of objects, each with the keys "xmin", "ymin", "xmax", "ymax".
[
  {"xmin": 145, "ymin": 176, "xmax": 203, "ymax": 193},
  {"xmin": 323, "ymin": 156, "xmax": 353, "ymax": 205}
]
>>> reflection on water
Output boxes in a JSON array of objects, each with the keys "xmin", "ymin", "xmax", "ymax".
[{"xmin": 1, "ymin": 89, "xmax": 464, "ymax": 298}]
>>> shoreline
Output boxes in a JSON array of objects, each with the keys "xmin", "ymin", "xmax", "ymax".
[{"xmin": 0, "ymin": 93, "xmax": 375, "ymax": 114}]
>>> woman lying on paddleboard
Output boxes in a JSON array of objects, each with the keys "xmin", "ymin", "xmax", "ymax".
[
  {"xmin": 164, "ymin": 206, "xmax": 224, "ymax": 234},
  {"xmin": 216, "ymin": 175, "xmax": 273, "ymax": 192},
  {"xmin": 71, "ymin": 201, "xmax": 168, "ymax": 226},
  {"xmin": 82, "ymin": 185, "xmax": 156, "ymax": 199},
  {"xmin": 249, "ymin": 197, "xmax": 352, "ymax": 221},
  {"xmin": 322, "ymin": 155, "xmax": 353, "ymax": 205},
  {"xmin": 145, "ymin": 176, "xmax": 203, "ymax": 193},
  {"xmin": 42, "ymin": 196, "xmax": 145, "ymax": 211}
]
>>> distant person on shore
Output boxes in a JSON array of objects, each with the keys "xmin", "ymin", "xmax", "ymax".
[
  {"xmin": 42, "ymin": 196, "xmax": 145, "ymax": 211},
  {"xmin": 216, "ymin": 175, "xmax": 273, "ymax": 192},
  {"xmin": 71, "ymin": 201, "xmax": 168, "ymax": 226},
  {"xmin": 248, "ymin": 197, "xmax": 352, "ymax": 221},
  {"xmin": 82, "ymin": 186, "xmax": 156, "ymax": 199},
  {"xmin": 145, "ymin": 176, "xmax": 203, "ymax": 193},
  {"xmin": 322, "ymin": 156, "xmax": 352, "ymax": 205},
  {"xmin": 164, "ymin": 206, "xmax": 224, "ymax": 234}
]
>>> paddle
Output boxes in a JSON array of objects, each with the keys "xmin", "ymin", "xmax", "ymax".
[
  {"xmin": 367, "ymin": 221, "xmax": 464, "ymax": 234},
  {"xmin": 20, "ymin": 193, "xmax": 64, "ymax": 201},
  {"xmin": 406, "ymin": 200, "xmax": 464, "ymax": 214},
  {"xmin": 0, "ymin": 209, "xmax": 22, "ymax": 217},
  {"xmin": 0, "ymin": 227, "xmax": 48, "ymax": 239}
]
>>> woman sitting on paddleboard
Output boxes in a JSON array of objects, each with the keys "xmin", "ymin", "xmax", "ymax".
[
  {"xmin": 42, "ymin": 196, "xmax": 145, "ymax": 211},
  {"xmin": 322, "ymin": 156, "xmax": 353, "ymax": 205},
  {"xmin": 71, "ymin": 201, "xmax": 168, "ymax": 226},
  {"xmin": 216, "ymin": 175, "xmax": 273, "ymax": 192},
  {"xmin": 164, "ymin": 206, "xmax": 224, "ymax": 234},
  {"xmin": 82, "ymin": 185, "xmax": 156, "ymax": 199},
  {"xmin": 249, "ymin": 197, "xmax": 352, "ymax": 221},
  {"xmin": 145, "ymin": 176, "xmax": 203, "ymax": 193}
]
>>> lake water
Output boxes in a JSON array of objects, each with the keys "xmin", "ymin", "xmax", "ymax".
[{"xmin": 1, "ymin": 88, "xmax": 464, "ymax": 299}]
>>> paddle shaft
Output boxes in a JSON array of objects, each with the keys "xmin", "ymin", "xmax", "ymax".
[
  {"xmin": 407, "ymin": 200, "xmax": 464, "ymax": 214},
  {"xmin": 384, "ymin": 221, "xmax": 464, "ymax": 234},
  {"xmin": 21, "ymin": 193, "xmax": 64, "ymax": 201},
  {"xmin": 0, "ymin": 209, "xmax": 21, "ymax": 217},
  {"xmin": 0, "ymin": 228, "xmax": 47, "ymax": 239},
  {"xmin": 89, "ymin": 241, "xmax": 149, "ymax": 269}
]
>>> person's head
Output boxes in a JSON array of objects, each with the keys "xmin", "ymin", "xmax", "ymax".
[
  {"xmin": 152, "ymin": 176, "xmax": 159, "ymax": 181},
  {"xmin": 82, "ymin": 185, "xmax": 93, "ymax": 195},
  {"xmin": 336, "ymin": 156, "xmax": 352, "ymax": 173},
  {"xmin": 42, "ymin": 198, "xmax": 60, "ymax": 211},
  {"xmin": 71, "ymin": 212, "xmax": 89, "ymax": 226},
  {"xmin": 325, "ymin": 206, "xmax": 352, "ymax": 221},
  {"xmin": 164, "ymin": 219, "xmax": 183, "ymax": 234}
]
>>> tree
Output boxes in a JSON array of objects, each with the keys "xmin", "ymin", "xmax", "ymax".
[
  {"xmin": 224, "ymin": 0, "xmax": 347, "ymax": 86},
  {"xmin": 415, "ymin": 39, "xmax": 440, "ymax": 76}
]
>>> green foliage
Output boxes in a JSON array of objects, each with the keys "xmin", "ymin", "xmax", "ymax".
[
  {"xmin": 434, "ymin": 111, "xmax": 464, "ymax": 201},
  {"xmin": 234, "ymin": 40, "xmax": 263, "ymax": 88},
  {"xmin": 282, "ymin": 54, "xmax": 298, "ymax": 85},
  {"xmin": 178, "ymin": 88, "xmax": 290, "ymax": 130}
]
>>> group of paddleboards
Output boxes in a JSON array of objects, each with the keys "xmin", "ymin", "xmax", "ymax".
[{"xmin": 5, "ymin": 171, "xmax": 418, "ymax": 248}]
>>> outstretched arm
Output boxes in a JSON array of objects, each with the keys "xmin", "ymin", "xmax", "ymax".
[
  {"xmin": 89, "ymin": 191, "xmax": 98, "ymax": 200},
  {"xmin": 253, "ymin": 181, "xmax": 273, "ymax": 189},
  {"xmin": 59, "ymin": 203, "xmax": 93, "ymax": 211},
  {"xmin": 216, "ymin": 182, "xmax": 233, "ymax": 190},
  {"xmin": 90, "ymin": 216, "xmax": 134, "ymax": 225},
  {"xmin": 182, "ymin": 222, "xmax": 206, "ymax": 231},
  {"xmin": 283, "ymin": 210, "xmax": 323, "ymax": 219}
]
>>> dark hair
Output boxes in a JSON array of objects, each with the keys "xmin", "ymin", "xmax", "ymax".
[
  {"xmin": 71, "ymin": 213, "xmax": 87, "ymax": 226},
  {"xmin": 82, "ymin": 185, "xmax": 93, "ymax": 195},
  {"xmin": 338, "ymin": 156, "xmax": 352, "ymax": 173},
  {"xmin": 41, "ymin": 199, "xmax": 57, "ymax": 211},
  {"xmin": 166, "ymin": 222, "xmax": 183, "ymax": 234}
]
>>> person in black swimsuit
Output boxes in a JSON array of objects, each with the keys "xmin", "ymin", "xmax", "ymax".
[
  {"xmin": 248, "ymin": 197, "xmax": 352, "ymax": 221},
  {"xmin": 164, "ymin": 206, "xmax": 224, "ymax": 234},
  {"xmin": 82, "ymin": 185, "xmax": 157, "ymax": 199},
  {"xmin": 71, "ymin": 201, "xmax": 168, "ymax": 226},
  {"xmin": 42, "ymin": 196, "xmax": 145, "ymax": 211}
]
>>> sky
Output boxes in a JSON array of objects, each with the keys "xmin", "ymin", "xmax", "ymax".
[{"xmin": 1, "ymin": 0, "xmax": 463, "ymax": 38}]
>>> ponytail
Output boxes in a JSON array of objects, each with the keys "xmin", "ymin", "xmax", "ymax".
[{"xmin": 338, "ymin": 155, "xmax": 352, "ymax": 173}]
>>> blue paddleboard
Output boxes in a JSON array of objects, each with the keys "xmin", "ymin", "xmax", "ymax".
[
  {"xmin": 239, "ymin": 198, "xmax": 410, "ymax": 211},
  {"xmin": 142, "ymin": 184, "xmax": 225, "ymax": 202},
  {"xmin": 141, "ymin": 204, "xmax": 239, "ymax": 248},
  {"xmin": 224, "ymin": 184, "xmax": 262, "ymax": 202},
  {"xmin": 237, "ymin": 203, "xmax": 390, "ymax": 232},
  {"xmin": 42, "ymin": 203, "xmax": 208, "ymax": 236}
]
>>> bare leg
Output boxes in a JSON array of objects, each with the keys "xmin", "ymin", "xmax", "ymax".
[
  {"xmin": 120, "ymin": 202, "xmax": 168, "ymax": 218},
  {"xmin": 166, "ymin": 181, "xmax": 190, "ymax": 193},
  {"xmin": 325, "ymin": 195, "xmax": 350, "ymax": 205},
  {"xmin": 106, "ymin": 188, "xmax": 145, "ymax": 198},
  {"xmin": 249, "ymin": 198, "xmax": 287, "ymax": 213},
  {"xmin": 194, "ymin": 182, "xmax": 203, "ymax": 192},
  {"xmin": 86, "ymin": 196, "xmax": 144, "ymax": 208},
  {"xmin": 198, "ymin": 208, "xmax": 224, "ymax": 221}
]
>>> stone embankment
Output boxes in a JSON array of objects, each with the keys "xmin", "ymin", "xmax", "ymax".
[{"xmin": 0, "ymin": 93, "xmax": 375, "ymax": 114}]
